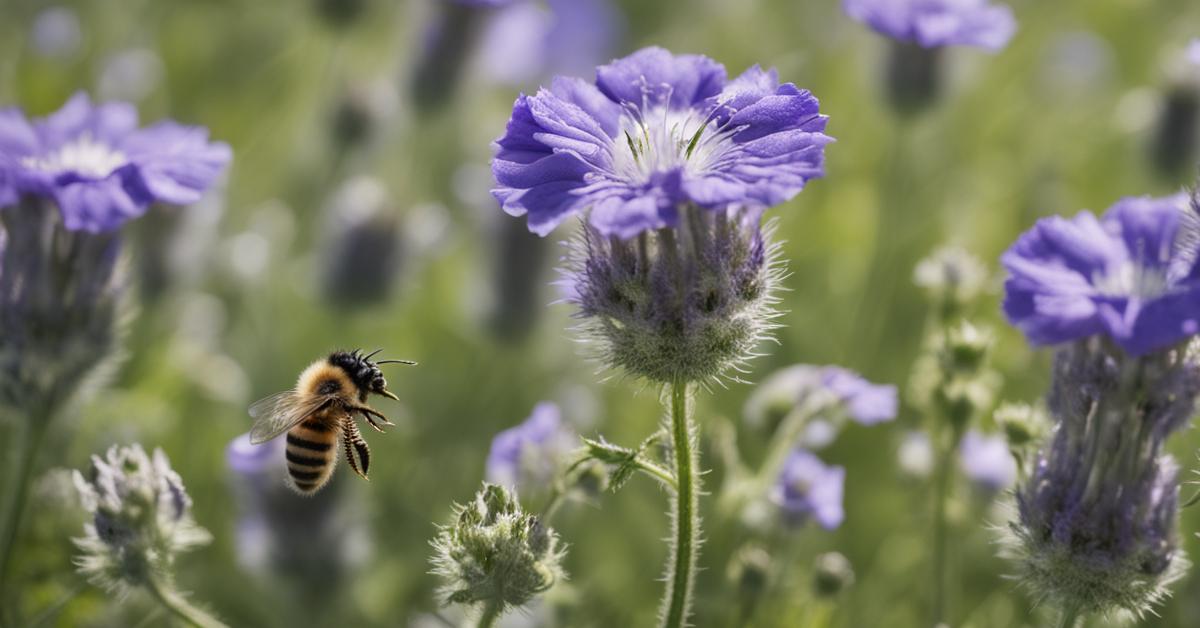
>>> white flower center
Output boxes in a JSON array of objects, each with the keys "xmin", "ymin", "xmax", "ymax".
[
  {"xmin": 21, "ymin": 133, "xmax": 128, "ymax": 178},
  {"xmin": 1093, "ymin": 262, "xmax": 1171, "ymax": 300},
  {"xmin": 610, "ymin": 106, "xmax": 735, "ymax": 183}
]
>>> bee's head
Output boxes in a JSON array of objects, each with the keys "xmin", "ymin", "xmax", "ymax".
[{"xmin": 330, "ymin": 349, "xmax": 413, "ymax": 401}]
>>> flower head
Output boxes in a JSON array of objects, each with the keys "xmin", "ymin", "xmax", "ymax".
[
  {"xmin": 1005, "ymin": 340, "xmax": 1199, "ymax": 617},
  {"xmin": 73, "ymin": 444, "xmax": 211, "ymax": 594},
  {"xmin": 431, "ymin": 483, "xmax": 565, "ymax": 616},
  {"xmin": 913, "ymin": 244, "xmax": 989, "ymax": 311},
  {"xmin": 1002, "ymin": 193, "xmax": 1200, "ymax": 357},
  {"xmin": 492, "ymin": 46, "xmax": 831, "ymax": 238},
  {"xmin": 958, "ymin": 430, "xmax": 1016, "ymax": 491},
  {"xmin": 0, "ymin": 92, "xmax": 230, "ymax": 232},
  {"xmin": 769, "ymin": 449, "xmax": 844, "ymax": 530},
  {"xmin": 566, "ymin": 207, "xmax": 782, "ymax": 383},
  {"xmin": 486, "ymin": 402, "xmax": 574, "ymax": 493},
  {"xmin": 843, "ymin": 0, "xmax": 1017, "ymax": 51}
]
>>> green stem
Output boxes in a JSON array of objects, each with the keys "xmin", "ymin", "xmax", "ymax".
[
  {"xmin": 0, "ymin": 410, "xmax": 51, "ymax": 603},
  {"xmin": 144, "ymin": 576, "xmax": 229, "ymax": 628},
  {"xmin": 661, "ymin": 381, "xmax": 698, "ymax": 628},
  {"xmin": 475, "ymin": 602, "xmax": 502, "ymax": 628},
  {"xmin": 1056, "ymin": 604, "xmax": 1081, "ymax": 628},
  {"xmin": 930, "ymin": 432, "xmax": 955, "ymax": 626}
]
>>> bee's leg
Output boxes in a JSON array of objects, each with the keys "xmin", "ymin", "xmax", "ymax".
[
  {"xmin": 347, "ymin": 403, "xmax": 395, "ymax": 429},
  {"xmin": 341, "ymin": 416, "xmax": 371, "ymax": 480}
]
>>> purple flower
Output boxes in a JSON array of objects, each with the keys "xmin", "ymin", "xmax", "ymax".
[
  {"xmin": 486, "ymin": 402, "xmax": 574, "ymax": 492},
  {"xmin": 0, "ymin": 92, "xmax": 231, "ymax": 232},
  {"xmin": 492, "ymin": 46, "xmax": 832, "ymax": 238},
  {"xmin": 958, "ymin": 430, "xmax": 1015, "ymax": 491},
  {"xmin": 1188, "ymin": 39, "xmax": 1200, "ymax": 67},
  {"xmin": 226, "ymin": 432, "xmax": 282, "ymax": 477},
  {"xmin": 1001, "ymin": 193, "xmax": 1200, "ymax": 357},
  {"xmin": 770, "ymin": 449, "xmax": 844, "ymax": 529},
  {"xmin": 820, "ymin": 367, "xmax": 899, "ymax": 425},
  {"xmin": 476, "ymin": 0, "xmax": 623, "ymax": 87},
  {"xmin": 452, "ymin": 0, "xmax": 513, "ymax": 7},
  {"xmin": 745, "ymin": 364, "xmax": 899, "ymax": 428},
  {"xmin": 843, "ymin": 0, "xmax": 1016, "ymax": 51}
]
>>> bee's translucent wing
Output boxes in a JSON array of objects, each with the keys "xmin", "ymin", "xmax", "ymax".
[{"xmin": 248, "ymin": 390, "xmax": 329, "ymax": 444}]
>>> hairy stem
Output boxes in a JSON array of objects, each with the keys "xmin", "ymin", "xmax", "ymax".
[
  {"xmin": 1056, "ymin": 604, "xmax": 1081, "ymax": 628},
  {"xmin": 660, "ymin": 381, "xmax": 699, "ymax": 628},
  {"xmin": 0, "ymin": 409, "xmax": 51, "ymax": 605},
  {"xmin": 930, "ymin": 430, "xmax": 955, "ymax": 626},
  {"xmin": 144, "ymin": 575, "xmax": 228, "ymax": 628},
  {"xmin": 475, "ymin": 601, "xmax": 502, "ymax": 628}
]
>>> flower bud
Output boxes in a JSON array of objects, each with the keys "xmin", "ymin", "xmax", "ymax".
[
  {"xmin": 431, "ymin": 483, "xmax": 566, "ymax": 616},
  {"xmin": 73, "ymin": 444, "xmax": 211, "ymax": 594},
  {"xmin": 913, "ymin": 245, "xmax": 989, "ymax": 316},
  {"xmin": 812, "ymin": 551, "xmax": 855, "ymax": 598},
  {"xmin": 994, "ymin": 402, "xmax": 1047, "ymax": 449},
  {"xmin": 944, "ymin": 321, "xmax": 992, "ymax": 375},
  {"xmin": 727, "ymin": 544, "xmax": 771, "ymax": 601},
  {"xmin": 319, "ymin": 177, "xmax": 403, "ymax": 309}
]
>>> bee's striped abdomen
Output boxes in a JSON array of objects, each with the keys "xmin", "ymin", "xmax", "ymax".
[{"xmin": 285, "ymin": 417, "xmax": 340, "ymax": 494}]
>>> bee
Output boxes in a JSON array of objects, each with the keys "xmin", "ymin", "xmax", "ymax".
[{"xmin": 248, "ymin": 349, "xmax": 415, "ymax": 494}]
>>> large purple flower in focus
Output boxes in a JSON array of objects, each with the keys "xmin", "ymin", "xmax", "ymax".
[
  {"xmin": 770, "ymin": 449, "xmax": 844, "ymax": 530},
  {"xmin": 492, "ymin": 46, "xmax": 832, "ymax": 238},
  {"xmin": 0, "ymin": 92, "xmax": 231, "ymax": 232},
  {"xmin": 1002, "ymin": 193, "xmax": 1200, "ymax": 357},
  {"xmin": 843, "ymin": 0, "xmax": 1016, "ymax": 51}
]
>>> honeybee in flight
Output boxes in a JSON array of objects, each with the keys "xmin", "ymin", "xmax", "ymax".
[{"xmin": 248, "ymin": 349, "xmax": 415, "ymax": 494}]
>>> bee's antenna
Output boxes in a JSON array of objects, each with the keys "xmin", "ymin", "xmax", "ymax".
[
  {"xmin": 364, "ymin": 348, "xmax": 384, "ymax": 360},
  {"xmin": 377, "ymin": 359, "xmax": 417, "ymax": 366}
]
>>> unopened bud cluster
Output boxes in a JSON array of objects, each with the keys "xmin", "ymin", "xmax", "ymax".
[
  {"xmin": 431, "ymin": 483, "xmax": 565, "ymax": 615},
  {"xmin": 72, "ymin": 444, "xmax": 211, "ymax": 594}
]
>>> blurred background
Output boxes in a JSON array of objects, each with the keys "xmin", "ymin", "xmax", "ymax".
[{"xmin": 2, "ymin": 0, "xmax": 1200, "ymax": 626}]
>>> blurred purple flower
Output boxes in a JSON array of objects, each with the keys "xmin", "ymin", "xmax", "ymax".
[
  {"xmin": 477, "ymin": 0, "xmax": 623, "ymax": 86},
  {"xmin": 31, "ymin": 7, "xmax": 81, "ymax": 59},
  {"xmin": 1188, "ymin": 39, "xmax": 1200, "ymax": 67},
  {"xmin": 452, "ymin": 0, "xmax": 514, "ymax": 7},
  {"xmin": 492, "ymin": 46, "xmax": 832, "ymax": 238},
  {"xmin": 843, "ymin": 0, "xmax": 1016, "ymax": 51},
  {"xmin": 770, "ymin": 449, "xmax": 844, "ymax": 529},
  {"xmin": 0, "ymin": 92, "xmax": 231, "ymax": 232},
  {"xmin": 958, "ymin": 430, "xmax": 1015, "ymax": 491},
  {"xmin": 486, "ymin": 402, "xmax": 574, "ymax": 492},
  {"xmin": 227, "ymin": 432, "xmax": 283, "ymax": 477},
  {"xmin": 1001, "ymin": 193, "xmax": 1200, "ymax": 357},
  {"xmin": 745, "ymin": 364, "xmax": 898, "ymax": 429},
  {"xmin": 820, "ymin": 367, "xmax": 899, "ymax": 425}
]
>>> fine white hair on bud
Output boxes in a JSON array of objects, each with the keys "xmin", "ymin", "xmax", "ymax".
[
  {"xmin": 72, "ymin": 443, "xmax": 212, "ymax": 595},
  {"xmin": 430, "ymin": 483, "xmax": 566, "ymax": 620}
]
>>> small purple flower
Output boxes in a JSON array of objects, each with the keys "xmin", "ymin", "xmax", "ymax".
[
  {"xmin": 1188, "ymin": 39, "xmax": 1200, "ymax": 67},
  {"xmin": 226, "ymin": 432, "xmax": 283, "ymax": 477},
  {"xmin": 958, "ymin": 430, "xmax": 1015, "ymax": 491},
  {"xmin": 492, "ymin": 46, "xmax": 832, "ymax": 238},
  {"xmin": 843, "ymin": 0, "xmax": 1017, "ymax": 51},
  {"xmin": 0, "ymin": 92, "xmax": 231, "ymax": 232},
  {"xmin": 770, "ymin": 449, "xmax": 844, "ymax": 529},
  {"xmin": 745, "ymin": 364, "xmax": 899, "ymax": 428},
  {"xmin": 1002, "ymin": 193, "xmax": 1200, "ymax": 357},
  {"xmin": 486, "ymin": 402, "xmax": 574, "ymax": 492}
]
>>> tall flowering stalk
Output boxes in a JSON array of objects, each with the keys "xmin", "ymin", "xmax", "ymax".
[
  {"xmin": 1001, "ymin": 193, "xmax": 1200, "ymax": 625},
  {"xmin": 491, "ymin": 46, "xmax": 830, "ymax": 626},
  {"xmin": 0, "ymin": 93, "xmax": 229, "ymax": 601},
  {"xmin": 906, "ymin": 245, "xmax": 999, "ymax": 625}
]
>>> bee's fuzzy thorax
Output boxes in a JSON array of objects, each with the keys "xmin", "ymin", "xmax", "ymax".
[{"xmin": 296, "ymin": 360, "xmax": 357, "ymax": 398}]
